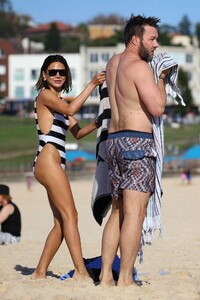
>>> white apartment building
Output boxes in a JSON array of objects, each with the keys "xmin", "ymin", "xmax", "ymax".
[
  {"xmin": 81, "ymin": 43, "xmax": 200, "ymax": 108},
  {"xmin": 8, "ymin": 42, "xmax": 200, "ymax": 112},
  {"xmin": 8, "ymin": 53, "xmax": 82, "ymax": 100}
]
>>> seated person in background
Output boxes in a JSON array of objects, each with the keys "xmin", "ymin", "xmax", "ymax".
[{"xmin": 0, "ymin": 184, "xmax": 21, "ymax": 245}]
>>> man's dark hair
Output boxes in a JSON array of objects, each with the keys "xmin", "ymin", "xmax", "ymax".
[{"xmin": 124, "ymin": 14, "xmax": 160, "ymax": 46}]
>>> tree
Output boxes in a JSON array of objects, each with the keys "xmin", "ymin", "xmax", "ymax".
[
  {"xmin": 76, "ymin": 23, "xmax": 89, "ymax": 44},
  {"xmin": 44, "ymin": 22, "xmax": 61, "ymax": 52},
  {"xmin": 0, "ymin": 0, "xmax": 12, "ymax": 12},
  {"xmin": 195, "ymin": 23, "xmax": 200, "ymax": 48},
  {"xmin": 175, "ymin": 67, "xmax": 195, "ymax": 116},
  {"xmin": 178, "ymin": 15, "xmax": 192, "ymax": 36},
  {"xmin": 88, "ymin": 13, "xmax": 125, "ymax": 25},
  {"xmin": 61, "ymin": 36, "xmax": 80, "ymax": 53},
  {"xmin": 158, "ymin": 24, "xmax": 176, "ymax": 46},
  {"xmin": 0, "ymin": 0, "xmax": 31, "ymax": 38}
]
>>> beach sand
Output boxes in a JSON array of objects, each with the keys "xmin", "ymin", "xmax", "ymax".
[{"xmin": 0, "ymin": 175, "xmax": 199, "ymax": 300}]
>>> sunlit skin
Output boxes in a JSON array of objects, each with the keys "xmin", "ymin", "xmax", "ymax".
[
  {"xmin": 99, "ymin": 22, "xmax": 170, "ymax": 287},
  {"xmin": 31, "ymin": 58, "xmax": 105, "ymax": 281}
]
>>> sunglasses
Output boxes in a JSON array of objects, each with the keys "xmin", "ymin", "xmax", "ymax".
[{"xmin": 47, "ymin": 69, "xmax": 66, "ymax": 77}]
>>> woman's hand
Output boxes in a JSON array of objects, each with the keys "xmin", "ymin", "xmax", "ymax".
[{"xmin": 90, "ymin": 71, "xmax": 106, "ymax": 86}]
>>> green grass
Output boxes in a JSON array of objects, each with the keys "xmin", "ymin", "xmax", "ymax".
[
  {"xmin": 0, "ymin": 115, "xmax": 97, "ymax": 170},
  {"xmin": 164, "ymin": 124, "xmax": 200, "ymax": 156},
  {"xmin": 0, "ymin": 115, "xmax": 199, "ymax": 170}
]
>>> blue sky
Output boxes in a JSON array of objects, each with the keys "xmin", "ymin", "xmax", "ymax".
[{"xmin": 11, "ymin": 0, "xmax": 200, "ymax": 30}]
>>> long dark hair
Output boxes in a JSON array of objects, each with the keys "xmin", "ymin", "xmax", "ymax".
[{"xmin": 35, "ymin": 54, "xmax": 72, "ymax": 93}]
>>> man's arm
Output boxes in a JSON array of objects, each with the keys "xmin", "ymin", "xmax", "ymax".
[{"xmin": 133, "ymin": 61, "xmax": 167, "ymax": 116}]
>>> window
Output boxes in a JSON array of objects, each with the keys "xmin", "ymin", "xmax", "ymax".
[
  {"xmin": 0, "ymin": 65, "xmax": 6, "ymax": 75},
  {"xmin": 30, "ymin": 86, "xmax": 37, "ymax": 98},
  {"xmin": 14, "ymin": 69, "xmax": 24, "ymax": 81},
  {"xmin": 186, "ymin": 54, "xmax": 193, "ymax": 63},
  {"xmin": 90, "ymin": 53, "xmax": 98, "ymax": 63},
  {"xmin": 0, "ymin": 48, "xmax": 5, "ymax": 57},
  {"xmin": 31, "ymin": 69, "xmax": 39, "ymax": 80},
  {"xmin": 69, "ymin": 86, "xmax": 77, "ymax": 96},
  {"xmin": 70, "ymin": 68, "xmax": 76, "ymax": 80},
  {"xmin": 102, "ymin": 53, "xmax": 109, "ymax": 62},
  {"xmin": 15, "ymin": 86, "xmax": 24, "ymax": 98},
  {"xmin": 90, "ymin": 70, "xmax": 98, "ymax": 79},
  {"xmin": 0, "ymin": 82, "xmax": 6, "ymax": 91}
]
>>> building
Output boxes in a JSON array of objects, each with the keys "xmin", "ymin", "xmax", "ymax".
[
  {"xmin": 6, "ymin": 41, "xmax": 200, "ymax": 116},
  {"xmin": 0, "ymin": 39, "xmax": 15, "ymax": 98},
  {"xmin": 88, "ymin": 24, "xmax": 123, "ymax": 40},
  {"xmin": 23, "ymin": 21, "xmax": 76, "ymax": 39}
]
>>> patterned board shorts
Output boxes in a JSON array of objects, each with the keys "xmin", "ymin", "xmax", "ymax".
[
  {"xmin": 106, "ymin": 130, "xmax": 157, "ymax": 199},
  {"xmin": 0, "ymin": 232, "xmax": 20, "ymax": 245}
]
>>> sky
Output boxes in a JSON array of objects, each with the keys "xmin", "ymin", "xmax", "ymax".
[{"xmin": 11, "ymin": 0, "xmax": 200, "ymax": 30}]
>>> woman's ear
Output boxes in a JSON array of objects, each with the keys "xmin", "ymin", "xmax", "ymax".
[{"xmin": 42, "ymin": 71, "xmax": 47, "ymax": 81}]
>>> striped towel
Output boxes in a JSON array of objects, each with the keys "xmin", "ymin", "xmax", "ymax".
[
  {"xmin": 142, "ymin": 53, "xmax": 185, "ymax": 250},
  {"xmin": 91, "ymin": 82, "xmax": 112, "ymax": 225},
  {"xmin": 91, "ymin": 53, "xmax": 185, "ymax": 262}
]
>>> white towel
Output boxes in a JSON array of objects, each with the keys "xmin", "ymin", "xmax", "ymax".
[
  {"xmin": 91, "ymin": 53, "xmax": 185, "ymax": 262},
  {"xmin": 142, "ymin": 53, "xmax": 185, "ymax": 249}
]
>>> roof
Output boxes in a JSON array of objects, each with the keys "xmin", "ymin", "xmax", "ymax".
[
  {"xmin": 180, "ymin": 144, "xmax": 200, "ymax": 160},
  {"xmin": 24, "ymin": 21, "xmax": 75, "ymax": 35}
]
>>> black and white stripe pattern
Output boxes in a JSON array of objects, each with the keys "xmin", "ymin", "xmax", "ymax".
[
  {"xmin": 33, "ymin": 97, "xmax": 69, "ymax": 170},
  {"xmin": 91, "ymin": 82, "xmax": 112, "ymax": 225}
]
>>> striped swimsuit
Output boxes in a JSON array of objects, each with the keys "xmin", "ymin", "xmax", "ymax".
[{"xmin": 33, "ymin": 97, "xmax": 69, "ymax": 171}]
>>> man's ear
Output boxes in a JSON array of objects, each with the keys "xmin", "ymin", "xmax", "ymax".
[{"xmin": 131, "ymin": 35, "xmax": 139, "ymax": 46}]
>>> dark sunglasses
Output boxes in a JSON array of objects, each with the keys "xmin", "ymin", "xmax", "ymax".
[{"xmin": 47, "ymin": 69, "xmax": 66, "ymax": 77}]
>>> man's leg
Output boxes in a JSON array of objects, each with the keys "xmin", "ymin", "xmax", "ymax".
[
  {"xmin": 117, "ymin": 189, "xmax": 149, "ymax": 286},
  {"xmin": 99, "ymin": 197, "xmax": 123, "ymax": 285}
]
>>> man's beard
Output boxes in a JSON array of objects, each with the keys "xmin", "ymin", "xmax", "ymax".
[{"xmin": 139, "ymin": 42, "xmax": 153, "ymax": 62}]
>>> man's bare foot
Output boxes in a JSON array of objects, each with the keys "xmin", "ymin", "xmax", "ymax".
[
  {"xmin": 30, "ymin": 270, "xmax": 46, "ymax": 280},
  {"xmin": 117, "ymin": 280, "xmax": 139, "ymax": 287},
  {"xmin": 99, "ymin": 279, "xmax": 115, "ymax": 287},
  {"xmin": 99, "ymin": 272, "xmax": 115, "ymax": 286}
]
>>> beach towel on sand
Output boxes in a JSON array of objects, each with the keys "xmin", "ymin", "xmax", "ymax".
[
  {"xmin": 91, "ymin": 53, "xmax": 185, "ymax": 262},
  {"xmin": 60, "ymin": 255, "xmax": 138, "ymax": 283}
]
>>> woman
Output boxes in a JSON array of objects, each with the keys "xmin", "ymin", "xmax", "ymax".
[
  {"xmin": 32, "ymin": 54, "xmax": 105, "ymax": 280},
  {"xmin": 0, "ymin": 184, "xmax": 21, "ymax": 245}
]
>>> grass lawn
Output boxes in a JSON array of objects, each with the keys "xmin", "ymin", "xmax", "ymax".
[{"xmin": 0, "ymin": 115, "xmax": 199, "ymax": 170}]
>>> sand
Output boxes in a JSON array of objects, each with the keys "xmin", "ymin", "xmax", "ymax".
[{"xmin": 0, "ymin": 175, "xmax": 200, "ymax": 300}]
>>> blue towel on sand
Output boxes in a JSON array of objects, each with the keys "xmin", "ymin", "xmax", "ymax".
[{"xmin": 60, "ymin": 255, "xmax": 139, "ymax": 283}]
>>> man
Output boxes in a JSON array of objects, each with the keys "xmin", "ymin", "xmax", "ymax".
[
  {"xmin": 99, "ymin": 15, "xmax": 170, "ymax": 287},
  {"xmin": 0, "ymin": 184, "xmax": 21, "ymax": 244}
]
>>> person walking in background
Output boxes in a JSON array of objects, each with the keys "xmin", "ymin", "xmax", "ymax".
[
  {"xmin": 99, "ymin": 15, "xmax": 170, "ymax": 287},
  {"xmin": 185, "ymin": 168, "xmax": 192, "ymax": 185},
  {"xmin": 32, "ymin": 54, "xmax": 105, "ymax": 280},
  {"xmin": 0, "ymin": 184, "xmax": 21, "ymax": 245}
]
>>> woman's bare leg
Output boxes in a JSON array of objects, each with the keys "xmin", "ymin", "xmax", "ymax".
[
  {"xmin": 31, "ymin": 200, "xmax": 64, "ymax": 279},
  {"xmin": 32, "ymin": 145, "xmax": 89, "ymax": 280},
  {"xmin": 46, "ymin": 170, "xmax": 89, "ymax": 280}
]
